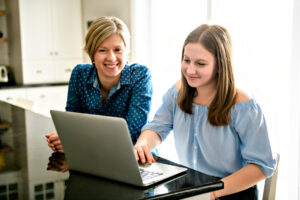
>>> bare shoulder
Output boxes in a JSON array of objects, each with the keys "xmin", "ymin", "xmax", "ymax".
[
  {"xmin": 235, "ymin": 88, "xmax": 251, "ymax": 104},
  {"xmin": 175, "ymin": 80, "xmax": 181, "ymax": 90}
]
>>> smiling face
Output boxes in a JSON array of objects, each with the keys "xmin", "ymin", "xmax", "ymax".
[
  {"xmin": 94, "ymin": 33, "xmax": 127, "ymax": 85},
  {"xmin": 181, "ymin": 42, "xmax": 217, "ymax": 90}
]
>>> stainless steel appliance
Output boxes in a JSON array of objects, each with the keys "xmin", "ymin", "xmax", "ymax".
[
  {"xmin": 0, "ymin": 65, "xmax": 15, "ymax": 86},
  {"xmin": 0, "ymin": 65, "xmax": 8, "ymax": 83}
]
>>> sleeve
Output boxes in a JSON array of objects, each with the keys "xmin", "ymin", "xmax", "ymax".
[
  {"xmin": 65, "ymin": 65, "xmax": 81, "ymax": 112},
  {"xmin": 233, "ymin": 102, "xmax": 277, "ymax": 177},
  {"xmin": 142, "ymin": 86, "xmax": 176, "ymax": 141},
  {"xmin": 125, "ymin": 67, "xmax": 153, "ymax": 144}
]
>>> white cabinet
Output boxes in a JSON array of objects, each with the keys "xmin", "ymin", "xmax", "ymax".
[
  {"xmin": 18, "ymin": 0, "xmax": 83, "ymax": 84},
  {"xmin": 22, "ymin": 60, "xmax": 55, "ymax": 84},
  {"xmin": 53, "ymin": 59, "xmax": 81, "ymax": 84},
  {"xmin": 0, "ymin": 88, "xmax": 27, "ymax": 104},
  {"xmin": 18, "ymin": 0, "xmax": 51, "ymax": 60},
  {"xmin": 0, "ymin": 86, "xmax": 68, "ymax": 116},
  {"xmin": 26, "ymin": 86, "xmax": 68, "ymax": 107},
  {"xmin": 50, "ymin": 0, "xmax": 83, "ymax": 59},
  {"xmin": 22, "ymin": 59, "xmax": 80, "ymax": 84}
]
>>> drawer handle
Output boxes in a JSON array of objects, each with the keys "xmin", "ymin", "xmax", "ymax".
[
  {"xmin": 40, "ymin": 94, "xmax": 46, "ymax": 98},
  {"xmin": 64, "ymin": 68, "xmax": 72, "ymax": 73},
  {"xmin": 36, "ymin": 70, "xmax": 42, "ymax": 74},
  {"xmin": 6, "ymin": 97, "xmax": 13, "ymax": 101}
]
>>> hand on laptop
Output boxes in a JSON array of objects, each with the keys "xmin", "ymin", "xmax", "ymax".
[
  {"xmin": 134, "ymin": 130, "xmax": 162, "ymax": 165},
  {"xmin": 45, "ymin": 132, "xmax": 64, "ymax": 153},
  {"xmin": 134, "ymin": 144, "xmax": 155, "ymax": 165}
]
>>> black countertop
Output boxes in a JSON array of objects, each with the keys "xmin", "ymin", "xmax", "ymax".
[
  {"xmin": 0, "ymin": 101, "xmax": 223, "ymax": 200},
  {"xmin": 0, "ymin": 82, "xmax": 68, "ymax": 89}
]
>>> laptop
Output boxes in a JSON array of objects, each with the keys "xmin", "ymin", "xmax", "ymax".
[{"xmin": 50, "ymin": 110, "xmax": 187, "ymax": 187}]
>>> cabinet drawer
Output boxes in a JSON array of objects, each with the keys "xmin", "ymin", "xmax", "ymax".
[
  {"xmin": 0, "ymin": 89, "xmax": 27, "ymax": 104},
  {"xmin": 22, "ymin": 61, "xmax": 55, "ymax": 84},
  {"xmin": 26, "ymin": 86, "xmax": 68, "ymax": 107},
  {"xmin": 54, "ymin": 59, "xmax": 80, "ymax": 82}
]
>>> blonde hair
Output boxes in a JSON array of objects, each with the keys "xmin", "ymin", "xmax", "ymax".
[
  {"xmin": 177, "ymin": 24, "xmax": 236, "ymax": 126},
  {"xmin": 84, "ymin": 16, "xmax": 130, "ymax": 62}
]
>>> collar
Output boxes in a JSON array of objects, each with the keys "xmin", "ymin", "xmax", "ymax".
[{"xmin": 87, "ymin": 63, "xmax": 131, "ymax": 90}]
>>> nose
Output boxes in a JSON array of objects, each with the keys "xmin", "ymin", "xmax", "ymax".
[
  {"xmin": 186, "ymin": 64, "xmax": 196, "ymax": 75},
  {"xmin": 107, "ymin": 50, "xmax": 117, "ymax": 61}
]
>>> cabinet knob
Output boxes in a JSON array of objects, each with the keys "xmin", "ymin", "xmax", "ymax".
[
  {"xmin": 64, "ymin": 68, "xmax": 72, "ymax": 73},
  {"xmin": 54, "ymin": 52, "xmax": 59, "ymax": 56},
  {"xmin": 36, "ymin": 70, "xmax": 42, "ymax": 74},
  {"xmin": 49, "ymin": 52, "xmax": 54, "ymax": 56},
  {"xmin": 39, "ymin": 94, "xmax": 46, "ymax": 98},
  {"xmin": 6, "ymin": 97, "xmax": 13, "ymax": 101}
]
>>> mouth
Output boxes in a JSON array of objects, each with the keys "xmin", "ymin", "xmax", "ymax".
[
  {"xmin": 186, "ymin": 75, "xmax": 199, "ymax": 80},
  {"xmin": 104, "ymin": 63, "xmax": 119, "ymax": 69}
]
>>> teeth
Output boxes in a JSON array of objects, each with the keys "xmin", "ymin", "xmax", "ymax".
[{"xmin": 105, "ymin": 64, "xmax": 118, "ymax": 68}]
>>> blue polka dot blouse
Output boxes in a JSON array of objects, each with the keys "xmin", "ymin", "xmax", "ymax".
[{"xmin": 66, "ymin": 63, "xmax": 153, "ymax": 144}]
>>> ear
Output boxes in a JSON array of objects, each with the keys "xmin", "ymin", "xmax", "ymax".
[{"xmin": 124, "ymin": 48, "xmax": 130, "ymax": 62}]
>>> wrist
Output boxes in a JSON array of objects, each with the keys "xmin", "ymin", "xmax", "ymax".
[
  {"xmin": 211, "ymin": 191, "xmax": 216, "ymax": 200},
  {"xmin": 212, "ymin": 191, "xmax": 220, "ymax": 200}
]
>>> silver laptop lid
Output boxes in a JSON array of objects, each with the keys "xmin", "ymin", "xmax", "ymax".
[{"xmin": 50, "ymin": 110, "xmax": 144, "ymax": 186}]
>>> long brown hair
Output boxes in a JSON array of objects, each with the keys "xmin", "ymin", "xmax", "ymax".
[{"xmin": 177, "ymin": 24, "xmax": 236, "ymax": 126}]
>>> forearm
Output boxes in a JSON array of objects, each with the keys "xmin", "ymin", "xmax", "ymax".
[
  {"xmin": 136, "ymin": 130, "xmax": 162, "ymax": 150},
  {"xmin": 214, "ymin": 163, "xmax": 266, "ymax": 198}
]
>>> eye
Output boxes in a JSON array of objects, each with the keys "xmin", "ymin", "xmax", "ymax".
[
  {"xmin": 183, "ymin": 59, "xmax": 190, "ymax": 64},
  {"xmin": 115, "ymin": 48, "xmax": 123, "ymax": 53},
  {"xmin": 98, "ymin": 49, "xmax": 106, "ymax": 52},
  {"xmin": 197, "ymin": 62, "xmax": 206, "ymax": 66}
]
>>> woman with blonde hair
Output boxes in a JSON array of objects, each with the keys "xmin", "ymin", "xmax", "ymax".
[
  {"xmin": 46, "ymin": 16, "xmax": 153, "ymax": 151},
  {"xmin": 134, "ymin": 24, "xmax": 276, "ymax": 199}
]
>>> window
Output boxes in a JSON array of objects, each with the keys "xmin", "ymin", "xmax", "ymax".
[{"xmin": 133, "ymin": 0, "xmax": 299, "ymax": 198}]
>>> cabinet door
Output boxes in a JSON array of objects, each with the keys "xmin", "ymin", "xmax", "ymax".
[
  {"xmin": 51, "ymin": 0, "xmax": 83, "ymax": 59},
  {"xmin": 18, "ymin": 0, "xmax": 83, "ymax": 84},
  {"xmin": 22, "ymin": 60, "xmax": 55, "ymax": 84},
  {"xmin": 19, "ymin": 0, "xmax": 52, "ymax": 59}
]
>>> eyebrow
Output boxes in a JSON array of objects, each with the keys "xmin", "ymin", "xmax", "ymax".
[
  {"xmin": 98, "ymin": 45, "xmax": 124, "ymax": 49},
  {"xmin": 196, "ymin": 59, "xmax": 208, "ymax": 62},
  {"xmin": 183, "ymin": 55, "xmax": 208, "ymax": 62}
]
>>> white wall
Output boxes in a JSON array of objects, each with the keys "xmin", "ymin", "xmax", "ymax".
[{"xmin": 291, "ymin": 0, "xmax": 300, "ymax": 198}]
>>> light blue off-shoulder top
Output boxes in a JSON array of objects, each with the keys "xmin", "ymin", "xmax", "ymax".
[{"xmin": 142, "ymin": 85, "xmax": 276, "ymax": 178}]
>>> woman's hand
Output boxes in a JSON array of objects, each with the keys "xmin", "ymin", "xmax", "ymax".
[
  {"xmin": 134, "ymin": 130, "xmax": 162, "ymax": 164},
  {"xmin": 134, "ymin": 144, "xmax": 155, "ymax": 164},
  {"xmin": 210, "ymin": 191, "xmax": 218, "ymax": 200},
  {"xmin": 47, "ymin": 152, "xmax": 69, "ymax": 172},
  {"xmin": 45, "ymin": 132, "xmax": 64, "ymax": 153}
]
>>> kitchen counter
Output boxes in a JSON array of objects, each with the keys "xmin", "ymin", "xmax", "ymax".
[
  {"xmin": 0, "ymin": 82, "xmax": 68, "ymax": 89},
  {"xmin": 0, "ymin": 101, "xmax": 223, "ymax": 199},
  {"xmin": 0, "ymin": 84, "xmax": 68, "ymax": 118}
]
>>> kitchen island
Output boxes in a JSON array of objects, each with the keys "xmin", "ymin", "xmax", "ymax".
[{"xmin": 0, "ymin": 100, "xmax": 223, "ymax": 200}]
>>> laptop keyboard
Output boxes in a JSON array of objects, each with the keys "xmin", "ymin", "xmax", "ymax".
[{"xmin": 139, "ymin": 168, "xmax": 163, "ymax": 180}]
